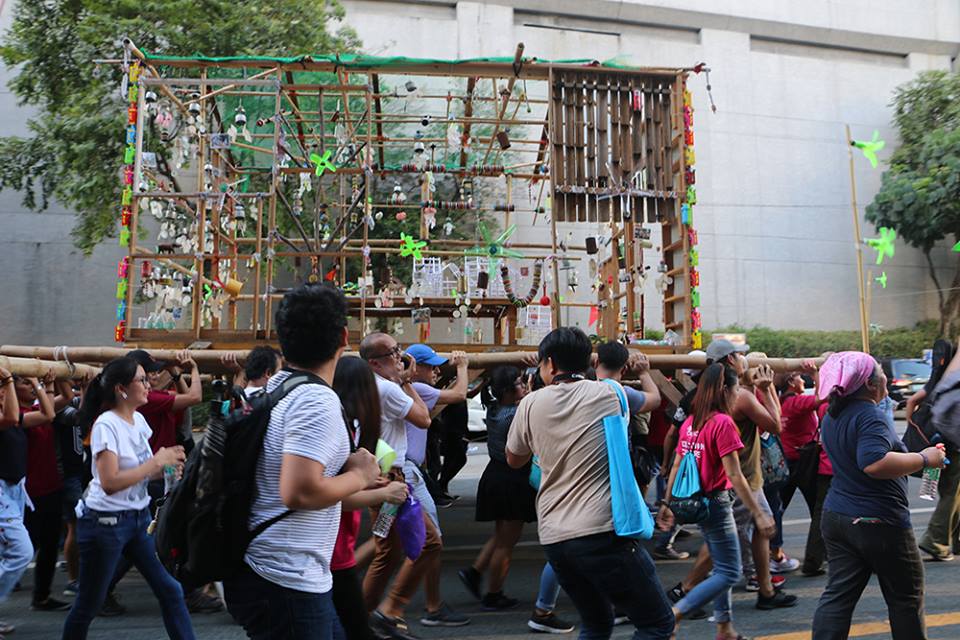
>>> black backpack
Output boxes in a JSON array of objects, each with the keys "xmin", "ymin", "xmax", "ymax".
[{"xmin": 154, "ymin": 371, "xmax": 326, "ymax": 589}]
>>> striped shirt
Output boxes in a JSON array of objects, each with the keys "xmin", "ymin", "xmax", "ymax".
[{"xmin": 244, "ymin": 370, "xmax": 350, "ymax": 593}]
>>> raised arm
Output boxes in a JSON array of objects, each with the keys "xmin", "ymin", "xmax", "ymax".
[
  {"xmin": 0, "ymin": 367, "xmax": 18, "ymax": 428},
  {"xmin": 22, "ymin": 373, "xmax": 56, "ymax": 428},
  {"xmin": 435, "ymin": 351, "xmax": 470, "ymax": 405},
  {"xmin": 170, "ymin": 352, "xmax": 202, "ymax": 412}
]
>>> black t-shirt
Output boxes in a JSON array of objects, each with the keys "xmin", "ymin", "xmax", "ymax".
[
  {"xmin": 53, "ymin": 400, "xmax": 85, "ymax": 479},
  {"xmin": 0, "ymin": 420, "xmax": 28, "ymax": 484}
]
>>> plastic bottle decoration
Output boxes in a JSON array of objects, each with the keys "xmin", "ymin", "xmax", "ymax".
[
  {"xmin": 692, "ymin": 329, "xmax": 703, "ymax": 350},
  {"xmin": 501, "ymin": 260, "xmax": 543, "ymax": 307},
  {"xmin": 691, "ymin": 288, "xmax": 701, "ymax": 307},
  {"xmin": 114, "ymin": 321, "xmax": 126, "ymax": 343},
  {"xmin": 391, "ymin": 183, "xmax": 407, "ymax": 205},
  {"xmin": 476, "ymin": 271, "xmax": 489, "ymax": 291},
  {"xmin": 422, "ymin": 205, "xmax": 437, "ymax": 231},
  {"xmin": 496, "ymin": 131, "xmax": 511, "ymax": 150},
  {"xmin": 464, "ymin": 222, "xmax": 524, "ymax": 269},
  {"xmin": 690, "ymin": 269, "xmax": 700, "ymax": 287},
  {"xmin": 443, "ymin": 217, "xmax": 455, "ymax": 236},
  {"xmin": 690, "ymin": 249, "xmax": 699, "ymax": 267},
  {"xmin": 395, "ymin": 211, "xmax": 407, "ymax": 222}
]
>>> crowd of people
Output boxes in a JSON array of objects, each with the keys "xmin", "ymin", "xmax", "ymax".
[{"xmin": 0, "ymin": 281, "xmax": 956, "ymax": 640}]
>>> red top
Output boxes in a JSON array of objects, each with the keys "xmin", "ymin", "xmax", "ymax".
[
  {"xmin": 23, "ymin": 407, "xmax": 63, "ymax": 498},
  {"xmin": 331, "ymin": 509, "xmax": 361, "ymax": 570},
  {"xmin": 816, "ymin": 404, "xmax": 833, "ymax": 476},
  {"xmin": 678, "ymin": 413, "xmax": 745, "ymax": 493},
  {"xmin": 141, "ymin": 390, "xmax": 178, "ymax": 453},
  {"xmin": 779, "ymin": 394, "xmax": 821, "ymax": 461},
  {"xmin": 647, "ymin": 398, "xmax": 671, "ymax": 448}
]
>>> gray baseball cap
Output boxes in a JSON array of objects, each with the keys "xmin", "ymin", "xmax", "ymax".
[{"xmin": 705, "ymin": 339, "xmax": 748, "ymax": 363}]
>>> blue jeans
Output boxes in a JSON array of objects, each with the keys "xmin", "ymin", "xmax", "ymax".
[
  {"xmin": 0, "ymin": 479, "xmax": 34, "ymax": 601},
  {"xmin": 62, "ymin": 506, "xmax": 194, "ymax": 640},
  {"xmin": 535, "ymin": 561, "xmax": 562, "ymax": 612},
  {"xmin": 224, "ymin": 563, "xmax": 338, "ymax": 640},
  {"xmin": 675, "ymin": 491, "xmax": 742, "ymax": 623},
  {"xmin": 544, "ymin": 532, "xmax": 674, "ymax": 639}
]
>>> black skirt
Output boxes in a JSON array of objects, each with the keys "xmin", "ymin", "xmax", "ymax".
[{"xmin": 475, "ymin": 459, "xmax": 538, "ymax": 523}]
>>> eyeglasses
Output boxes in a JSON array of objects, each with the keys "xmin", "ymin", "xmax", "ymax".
[
  {"xmin": 132, "ymin": 376, "xmax": 150, "ymax": 386},
  {"xmin": 367, "ymin": 345, "xmax": 402, "ymax": 361}
]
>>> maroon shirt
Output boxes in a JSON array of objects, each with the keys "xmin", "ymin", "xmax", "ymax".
[
  {"xmin": 24, "ymin": 407, "xmax": 63, "ymax": 498},
  {"xmin": 140, "ymin": 390, "xmax": 179, "ymax": 453}
]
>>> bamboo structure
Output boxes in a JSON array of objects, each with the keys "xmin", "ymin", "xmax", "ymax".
[
  {"xmin": 0, "ymin": 345, "xmax": 823, "ymax": 376},
  {"xmin": 0, "ymin": 356, "xmax": 100, "ymax": 381},
  {"xmin": 111, "ymin": 41, "xmax": 699, "ymax": 352}
]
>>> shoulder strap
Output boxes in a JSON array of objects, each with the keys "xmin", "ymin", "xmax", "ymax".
[
  {"xmin": 601, "ymin": 378, "xmax": 628, "ymax": 418},
  {"xmin": 270, "ymin": 368, "xmax": 355, "ymax": 453}
]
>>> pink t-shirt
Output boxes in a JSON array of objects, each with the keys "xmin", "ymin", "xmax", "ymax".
[
  {"xmin": 816, "ymin": 404, "xmax": 833, "ymax": 476},
  {"xmin": 779, "ymin": 394, "xmax": 821, "ymax": 461},
  {"xmin": 677, "ymin": 413, "xmax": 745, "ymax": 493}
]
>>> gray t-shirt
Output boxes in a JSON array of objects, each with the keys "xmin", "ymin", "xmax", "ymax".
[{"xmin": 244, "ymin": 371, "xmax": 350, "ymax": 593}]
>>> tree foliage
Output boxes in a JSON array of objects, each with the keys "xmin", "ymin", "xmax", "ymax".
[
  {"xmin": 865, "ymin": 70, "xmax": 960, "ymax": 334},
  {"xmin": 0, "ymin": 0, "xmax": 359, "ymax": 253}
]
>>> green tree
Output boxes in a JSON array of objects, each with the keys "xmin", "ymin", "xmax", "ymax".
[
  {"xmin": 0, "ymin": 0, "xmax": 359, "ymax": 254},
  {"xmin": 866, "ymin": 70, "xmax": 960, "ymax": 335}
]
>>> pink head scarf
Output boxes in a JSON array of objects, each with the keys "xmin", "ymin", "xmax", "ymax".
[{"xmin": 817, "ymin": 351, "xmax": 879, "ymax": 400}]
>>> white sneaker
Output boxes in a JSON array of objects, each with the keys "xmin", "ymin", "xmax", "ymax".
[{"xmin": 770, "ymin": 554, "xmax": 800, "ymax": 574}]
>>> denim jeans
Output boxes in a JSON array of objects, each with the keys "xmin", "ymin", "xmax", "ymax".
[
  {"xmin": 812, "ymin": 510, "xmax": 925, "ymax": 640},
  {"xmin": 544, "ymin": 531, "xmax": 674, "ymax": 639},
  {"xmin": 535, "ymin": 561, "xmax": 562, "ymax": 612},
  {"xmin": 403, "ymin": 460, "xmax": 440, "ymax": 536},
  {"xmin": 224, "ymin": 564, "xmax": 338, "ymax": 640},
  {"xmin": 0, "ymin": 479, "xmax": 34, "ymax": 601},
  {"xmin": 62, "ymin": 505, "xmax": 194, "ymax": 640},
  {"xmin": 675, "ymin": 491, "xmax": 742, "ymax": 623}
]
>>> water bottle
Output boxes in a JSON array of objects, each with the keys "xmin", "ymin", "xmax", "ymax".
[
  {"xmin": 372, "ymin": 502, "xmax": 400, "ymax": 538},
  {"xmin": 919, "ymin": 466, "xmax": 941, "ymax": 501},
  {"xmin": 163, "ymin": 464, "xmax": 178, "ymax": 495}
]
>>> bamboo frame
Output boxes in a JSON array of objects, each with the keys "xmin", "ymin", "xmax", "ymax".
[{"xmin": 114, "ymin": 40, "xmax": 695, "ymax": 351}]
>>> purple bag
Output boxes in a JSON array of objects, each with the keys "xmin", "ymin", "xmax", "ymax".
[{"xmin": 394, "ymin": 483, "xmax": 426, "ymax": 561}]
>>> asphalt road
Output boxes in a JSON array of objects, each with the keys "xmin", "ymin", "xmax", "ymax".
[{"xmin": 4, "ymin": 420, "xmax": 960, "ymax": 640}]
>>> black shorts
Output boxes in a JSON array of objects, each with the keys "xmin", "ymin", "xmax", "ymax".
[{"xmin": 61, "ymin": 475, "xmax": 85, "ymax": 521}]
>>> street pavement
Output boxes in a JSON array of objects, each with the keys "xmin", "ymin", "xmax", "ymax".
[{"xmin": 4, "ymin": 419, "xmax": 960, "ymax": 639}]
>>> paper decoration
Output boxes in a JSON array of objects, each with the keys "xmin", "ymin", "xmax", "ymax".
[
  {"xmin": 588, "ymin": 305, "xmax": 599, "ymax": 326},
  {"xmin": 866, "ymin": 227, "xmax": 896, "ymax": 265},
  {"xmin": 399, "ymin": 232, "xmax": 427, "ymax": 260},
  {"xmin": 851, "ymin": 130, "xmax": 885, "ymax": 169},
  {"xmin": 465, "ymin": 223, "xmax": 524, "ymax": 269},
  {"xmin": 310, "ymin": 150, "xmax": 337, "ymax": 176}
]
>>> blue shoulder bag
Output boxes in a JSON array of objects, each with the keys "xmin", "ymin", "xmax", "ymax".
[{"xmin": 600, "ymin": 379, "xmax": 654, "ymax": 539}]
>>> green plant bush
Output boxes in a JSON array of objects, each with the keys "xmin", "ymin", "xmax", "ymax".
[{"xmin": 709, "ymin": 321, "xmax": 940, "ymax": 360}]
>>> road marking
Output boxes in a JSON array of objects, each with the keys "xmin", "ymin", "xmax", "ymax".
[{"xmin": 755, "ymin": 611, "xmax": 960, "ymax": 639}]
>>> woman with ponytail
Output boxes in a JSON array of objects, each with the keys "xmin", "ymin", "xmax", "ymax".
[
  {"xmin": 811, "ymin": 352, "xmax": 944, "ymax": 640},
  {"xmin": 658, "ymin": 363, "xmax": 775, "ymax": 640},
  {"xmin": 62, "ymin": 357, "xmax": 192, "ymax": 640}
]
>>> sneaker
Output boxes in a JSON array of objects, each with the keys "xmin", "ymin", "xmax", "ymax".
[
  {"xmin": 612, "ymin": 610, "xmax": 629, "ymax": 625},
  {"xmin": 481, "ymin": 591, "xmax": 519, "ymax": 611},
  {"xmin": 420, "ymin": 602, "xmax": 470, "ymax": 627},
  {"xmin": 653, "ymin": 546, "xmax": 690, "ymax": 560},
  {"xmin": 919, "ymin": 544, "xmax": 955, "ymax": 562},
  {"xmin": 769, "ymin": 554, "xmax": 800, "ymax": 574},
  {"xmin": 98, "ymin": 592, "xmax": 126, "ymax": 617},
  {"xmin": 0, "ymin": 621, "xmax": 14, "ymax": 634},
  {"xmin": 458, "ymin": 567, "xmax": 483, "ymax": 601},
  {"xmin": 185, "ymin": 589, "xmax": 224, "ymax": 613},
  {"xmin": 801, "ymin": 567, "xmax": 826, "ymax": 577},
  {"xmin": 371, "ymin": 610, "xmax": 419, "ymax": 640},
  {"xmin": 528, "ymin": 611, "xmax": 575, "ymax": 633},
  {"xmin": 435, "ymin": 493, "xmax": 460, "ymax": 508},
  {"xmin": 63, "ymin": 580, "xmax": 79, "ymax": 597},
  {"xmin": 745, "ymin": 574, "xmax": 786, "ymax": 592},
  {"xmin": 675, "ymin": 527, "xmax": 692, "ymax": 539},
  {"xmin": 31, "ymin": 596, "xmax": 72, "ymax": 611},
  {"xmin": 756, "ymin": 590, "xmax": 799, "ymax": 610},
  {"xmin": 666, "ymin": 583, "xmax": 706, "ymax": 620}
]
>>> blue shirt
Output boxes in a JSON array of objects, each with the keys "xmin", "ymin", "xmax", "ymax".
[{"xmin": 822, "ymin": 399, "xmax": 910, "ymax": 528}]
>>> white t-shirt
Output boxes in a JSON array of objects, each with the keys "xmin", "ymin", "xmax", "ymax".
[
  {"xmin": 244, "ymin": 371, "xmax": 350, "ymax": 594},
  {"xmin": 83, "ymin": 411, "xmax": 154, "ymax": 512},
  {"xmin": 376, "ymin": 375, "xmax": 414, "ymax": 467}
]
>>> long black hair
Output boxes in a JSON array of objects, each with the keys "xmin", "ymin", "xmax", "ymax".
[
  {"xmin": 78, "ymin": 357, "xmax": 140, "ymax": 433},
  {"xmin": 333, "ymin": 356, "xmax": 381, "ymax": 452},
  {"xmin": 691, "ymin": 363, "xmax": 739, "ymax": 430},
  {"xmin": 488, "ymin": 366, "xmax": 522, "ymax": 405}
]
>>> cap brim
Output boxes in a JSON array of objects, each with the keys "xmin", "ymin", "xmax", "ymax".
[
  {"xmin": 144, "ymin": 361, "xmax": 167, "ymax": 372},
  {"xmin": 734, "ymin": 344, "xmax": 750, "ymax": 352},
  {"xmin": 422, "ymin": 355, "xmax": 448, "ymax": 366}
]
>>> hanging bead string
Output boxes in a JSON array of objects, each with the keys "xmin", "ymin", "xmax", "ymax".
[{"xmin": 501, "ymin": 260, "xmax": 543, "ymax": 307}]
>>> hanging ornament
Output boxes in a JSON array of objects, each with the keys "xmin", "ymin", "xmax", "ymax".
[
  {"xmin": 391, "ymin": 182, "xmax": 407, "ymax": 205},
  {"xmin": 422, "ymin": 206, "xmax": 437, "ymax": 230},
  {"xmin": 443, "ymin": 217, "xmax": 455, "ymax": 236},
  {"xmin": 464, "ymin": 222, "xmax": 524, "ymax": 269},
  {"xmin": 395, "ymin": 211, "xmax": 407, "ymax": 222},
  {"xmin": 501, "ymin": 260, "xmax": 544, "ymax": 308}
]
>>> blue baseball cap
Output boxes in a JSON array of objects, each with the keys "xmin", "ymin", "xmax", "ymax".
[{"xmin": 406, "ymin": 344, "xmax": 448, "ymax": 367}]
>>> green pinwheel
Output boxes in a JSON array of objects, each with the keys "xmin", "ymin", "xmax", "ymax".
[
  {"xmin": 875, "ymin": 272, "xmax": 887, "ymax": 289},
  {"xmin": 953, "ymin": 240, "xmax": 960, "ymax": 253},
  {"xmin": 399, "ymin": 232, "xmax": 427, "ymax": 260},
  {"xmin": 464, "ymin": 222, "xmax": 524, "ymax": 268},
  {"xmin": 866, "ymin": 227, "xmax": 896, "ymax": 265},
  {"xmin": 309, "ymin": 150, "xmax": 337, "ymax": 176},
  {"xmin": 851, "ymin": 130, "xmax": 885, "ymax": 169}
]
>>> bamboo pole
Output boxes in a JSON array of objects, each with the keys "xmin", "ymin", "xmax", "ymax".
[
  {"xmin": 0, "ymin": 356, "xmax": 100, "ymax": 380},
  {"xmin": 0, "ymin": 346, "xmax": 826, "ymax": 375},
  {"xmin": 845, "ymin": 124, "xmax": 871, "ymax": 353}
]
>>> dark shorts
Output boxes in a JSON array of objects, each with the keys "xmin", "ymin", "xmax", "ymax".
[{"xmin": 61, "ymin": 475, "xmax": 85, "ymax": 521}]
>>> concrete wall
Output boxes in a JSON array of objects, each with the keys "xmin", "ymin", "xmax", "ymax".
[
  {"xmin": 0, "ymin": 1, "xmax": 958, "ymax": 346},
  {"xmin": 343, "ymin": 0, "xmax": 960, "ymax": 333}
]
